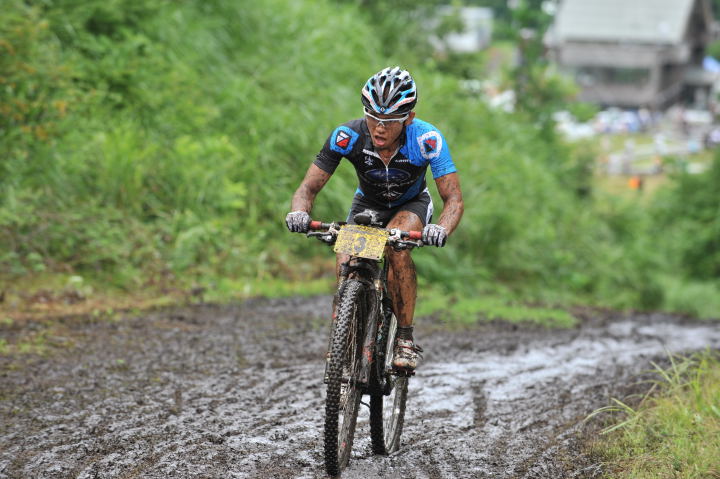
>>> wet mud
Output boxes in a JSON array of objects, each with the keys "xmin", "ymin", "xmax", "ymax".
[{"xmin": 1, "ymin": 296, "xmax": 719, "ymax": 478}]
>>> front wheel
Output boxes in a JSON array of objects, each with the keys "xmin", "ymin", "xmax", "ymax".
[
  {"xmin": 369, "ymin": 312, "xmax": 409, "ymax": 454},
  {"xmin": 324, "ymin": 280, "xmax": 366, "ymax": 477}
]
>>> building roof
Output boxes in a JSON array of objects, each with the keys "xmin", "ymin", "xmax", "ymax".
[{"xmin": 549, "ymin": 0, "xmax": 706, "ymax": 45}]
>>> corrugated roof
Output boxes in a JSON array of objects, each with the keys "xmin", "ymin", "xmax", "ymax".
[{"xmin": 552, "ymin": 0, "xmax": 696, "ymax": 44}]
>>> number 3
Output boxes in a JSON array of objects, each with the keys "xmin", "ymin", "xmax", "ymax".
[{"xmin": 353, "ymin": 236, "xmax": 366, "ymax": 254}]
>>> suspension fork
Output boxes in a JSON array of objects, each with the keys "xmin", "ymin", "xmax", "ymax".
[
  {"xmin": 373, "ymin": 259, "xmax": 396, "ymax": 389},
  {"xmin": 345, "ymin": 259, "xmax": 384, "ymax": 389},
  {"xmin": 352, "ymin": 259, "xmax": 389, "ymax": 391},
  {"xmin": 357, "ymin": 282, "xmax": 382, "ymax": 387}
]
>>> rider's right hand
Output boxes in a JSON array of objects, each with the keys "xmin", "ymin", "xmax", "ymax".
[{"xmin": 285, "ymin": 211, "xmax": 311, "ymax": 233}]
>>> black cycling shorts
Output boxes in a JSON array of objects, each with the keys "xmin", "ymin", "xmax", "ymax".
[{"xmin": 346, "ymin": 188, "xmax": 433, "ymax": 227}]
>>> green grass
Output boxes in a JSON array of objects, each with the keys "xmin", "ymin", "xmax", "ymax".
[
  {"xmin": 658, "ymin": 276, "xmax": 720, "ymax": 320},
  {"xmin": 588, "ymin": 351, "xmax": 720, "ymax": 478},
  {"xmin": 198, "ymin": 276, "xmax": 335, "ymax": 303},
  {"xmin": 417, "ymin": 286, "xmax": 577, "ymax": 328}
]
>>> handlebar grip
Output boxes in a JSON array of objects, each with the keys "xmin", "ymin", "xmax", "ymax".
[
  {"xmin": 407, "ymin": 231, "xmax": 423, "ymax": 240},
  {"xmin": 309, "ymin": 220, "xmax": 324, "ymax": 230}
]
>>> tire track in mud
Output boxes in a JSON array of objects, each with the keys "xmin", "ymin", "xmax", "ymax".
[{"xmin": 1, "ymin": 297, "xmax": 719, "ymax": 479}]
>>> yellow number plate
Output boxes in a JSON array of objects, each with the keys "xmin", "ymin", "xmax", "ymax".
[{"xmin": 333, "ymin": 224, "xmax": 389, "ymax": 260}]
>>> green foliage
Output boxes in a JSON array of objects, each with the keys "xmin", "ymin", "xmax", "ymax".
[
  {"xmin": 658, "ymin": 276, "xmax": 720, "ymax": 319},
  {"xmin": 417, "ymin": 287, "xmax": 577, "ymax": 328},
  {"xmin": 0, "ymin": 0, "xmax": 377, "ymax": 280},
  {"xmin": 707, "ymin": 39, "xmax": 720, "ymax": 60},
  {"xmin": 590, "ymin": 351, "xmax": 720, "ymax": 478},
  {"xmin": 710, "ymin": 0, "xmax": 720, "ymax": 22},
  {"xmin": 472, "ymin": 0, "xmax": 551, "ymax": 41},
  {"xmin": 652, "ymin": 153, "xmax": 720, "ymax": 280},
  {"xmin": 0, "ymin": 0, "xmax": 716, "ymax": 317},
  {"xmin": 331, "ymin": 0, "xmax": 444, "ymax": 59},
  {"xmin": 566, "ymin": 102, "xmax": 599, "ymax": 123}
]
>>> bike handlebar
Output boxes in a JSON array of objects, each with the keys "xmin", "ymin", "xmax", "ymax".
[
  {"xmin": 405, "ymin": 230, "xmax": 423, "ymax": 241},
  {"xmin": 305, "ymin": 219, "xmax": 424, "ymax": 248},
  {"xmin": 309, "ymin": 220, "xmax": 329, "ymax": 230}
]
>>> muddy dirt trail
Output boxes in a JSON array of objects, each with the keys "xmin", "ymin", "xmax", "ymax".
[{"xmin": 1, "ymin": 296, "xmax": 719, "ymax": 479}]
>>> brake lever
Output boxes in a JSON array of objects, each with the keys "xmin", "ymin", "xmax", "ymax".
[
  {"xmin": 391, "ymin": 239, "xmax": 423, "ymax": 250},
  {"xmin": 388, "ymin": 228, "xmax": 402, "ymax": 241},
  {"xmin": 307, "ymin": 231, "xmax": 336, "ymax": 244}
]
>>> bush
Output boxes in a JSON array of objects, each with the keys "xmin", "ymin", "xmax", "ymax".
[{"xmin": 652, "ymin": 153, "xmax": 720, "ymax": 280}]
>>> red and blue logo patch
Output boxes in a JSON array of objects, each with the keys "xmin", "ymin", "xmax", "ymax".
[
  {"xmin": 335, "ymin": 131, "xmax": 350, "ymax": 149},
  {"xmin": 330, "ymin": 126, "xmax": 359, "ymax": 155},
  {"xmin": 417, "ymin": 131, "xmax": 442, "ymax": 160},
  {"xmin": 423, "ymin": 138, "xmax": 437, "ymax": 154}
]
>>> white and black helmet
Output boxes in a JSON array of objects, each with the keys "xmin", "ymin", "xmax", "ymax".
[{"xmin": 361, "ymin": 67, "xmax": 417, "ymax": 115}]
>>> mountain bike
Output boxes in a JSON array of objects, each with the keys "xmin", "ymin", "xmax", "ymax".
[{"xmin": 295, "ymin": 213, "xmax": 423, "ymax": 477}]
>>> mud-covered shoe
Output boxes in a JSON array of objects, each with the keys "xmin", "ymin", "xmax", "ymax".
[{"xmin": 392, "ymin": 338, "xmax": 423, "ymax": 371}]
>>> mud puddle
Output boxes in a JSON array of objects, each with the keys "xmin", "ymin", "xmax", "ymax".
[{"xmin": 1, "ymin": 297, "xmax": 719, "ymax": 479}]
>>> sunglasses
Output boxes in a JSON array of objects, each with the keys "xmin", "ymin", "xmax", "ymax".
[{"xmin": 364, "ymin": 108, "xmax": 409, "ymax": 128}]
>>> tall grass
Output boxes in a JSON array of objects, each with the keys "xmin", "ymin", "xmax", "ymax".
[{"xmin": 588, "ymin": 351, "xmax": 720, "ymax": 478}]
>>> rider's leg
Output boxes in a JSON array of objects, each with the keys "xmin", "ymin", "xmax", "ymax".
[
  {"xmin": 385, "ymin": 211, "xmax": 424, "ymax": 370},
  {"xmin": 385, "ymin": 249, "xmax": 417, "ymax": 329},
  {"xmin": 385, "ymin": 210, "xmax": 423, "ymax": 327}
]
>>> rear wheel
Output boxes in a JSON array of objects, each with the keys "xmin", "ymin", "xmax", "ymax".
[
  {"xmin": 369, "ymin": 312, "xmax": 409, "ymax": 454},
  {"xmin": 324, "ymin": 280, "xmax": 366, "ymax": 477}
]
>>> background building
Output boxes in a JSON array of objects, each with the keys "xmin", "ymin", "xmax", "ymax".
[{"xmin": 545, "ymin": 0, "xmax": 716, "ymax": 109}]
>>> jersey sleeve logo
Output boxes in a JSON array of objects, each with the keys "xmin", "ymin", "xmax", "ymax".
[
  {"xmin": 330, "ymin": 126, "xmax": 359, "ymax": 155},
  {"xmin": 424, "ymin": 138, "xmax": 437, "ymax": 153},
  {"xmin": 336, "ymin": 131, "xmax": 350, "ymax": 148},
  {"xmin": 417, "ymin": 131, "xmax": 442, "ymax": 160}
]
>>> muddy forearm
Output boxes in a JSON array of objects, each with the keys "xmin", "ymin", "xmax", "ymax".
[
  {"xmin": 290, "ymin": 184, "xmax": 317, "ymax": 213},
  {"xmin": 438, "ymin": 196, "xmax": 464, "ymax": 235},
  {"xmin": 435, "ymin": 173, "xmax": 464, "ymax": 235},
  {"xmin": 290, "ymin": 164, "xmax": 332, "ymax": 212}
]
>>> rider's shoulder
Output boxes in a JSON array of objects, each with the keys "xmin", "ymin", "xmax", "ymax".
[
  {"xmin": 327, "ymin": 119, "xmax": 364, "ymax": 155},
  {"xmin": 405, "ymin": 118, "xmax": 448, "ymax": 161},
  {"xmin": 330, "ymin": 118, "xmax": 364, "ymax": 135},
  {"xmin": 407, "ymin": 118, "xmax": 444, "ymax": 137}
]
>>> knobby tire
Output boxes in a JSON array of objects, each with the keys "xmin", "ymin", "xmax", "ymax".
[{"xmin": 324, "ymin": 279, "xmax": 365, "ymax": 477}]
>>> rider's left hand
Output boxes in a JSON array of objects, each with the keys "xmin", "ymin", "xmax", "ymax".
[{"xmin": 422, "ymin": 223, "xmax": 447, "ymax": 247}]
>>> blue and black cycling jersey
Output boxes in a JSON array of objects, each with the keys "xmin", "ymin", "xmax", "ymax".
[{"xmin": 314, "ymin": 118, "xmax": 457, "ymax": 209}]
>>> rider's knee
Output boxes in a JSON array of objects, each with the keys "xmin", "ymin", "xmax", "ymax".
[{"xmin": 386, "ymin": 247, "xmax": 412, "ymax": 266}]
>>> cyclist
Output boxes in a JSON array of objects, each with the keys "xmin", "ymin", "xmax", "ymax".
[{"xmin": 286, "ymin": 66, "xmax": 464, "ymax": 372}]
